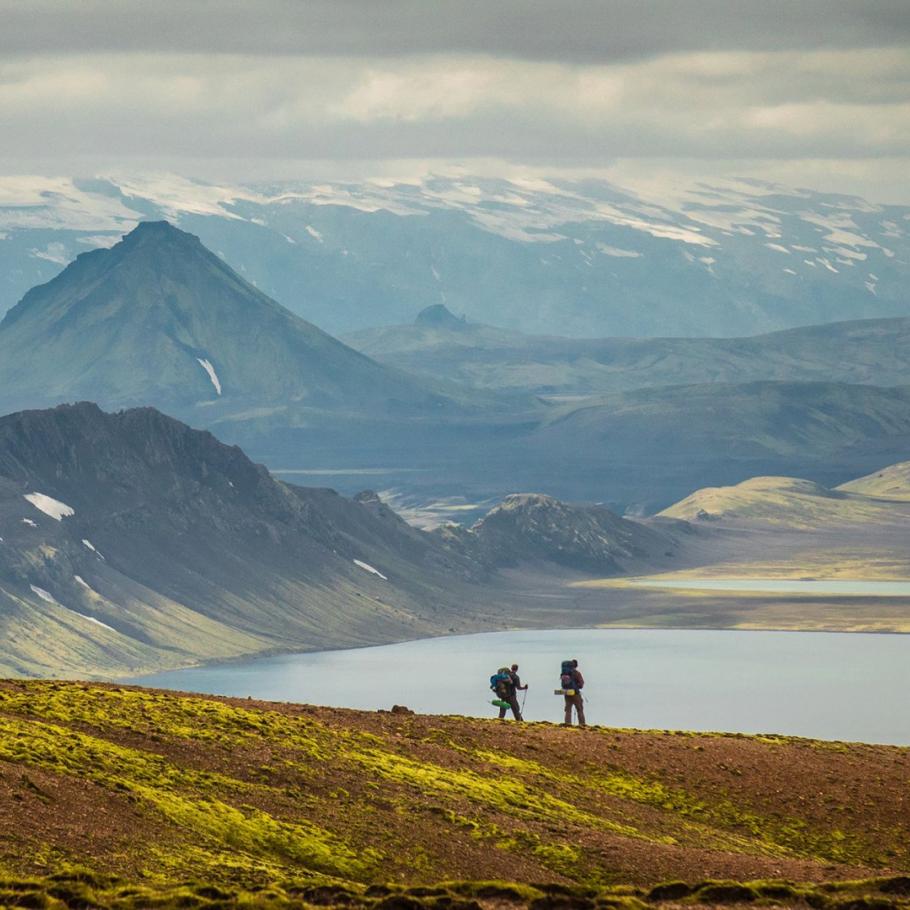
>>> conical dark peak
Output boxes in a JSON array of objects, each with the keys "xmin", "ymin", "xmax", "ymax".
[
  {"xmin": 117, "ymin": 220, "xmax": 204, "ymax": 253},
  {"xmin": 0, "ymin": 212, "xmax": 439, "ymax": 417},
  {"xmin": 415, "ymin": 304, "xmax": 466, "ymax": 328}
]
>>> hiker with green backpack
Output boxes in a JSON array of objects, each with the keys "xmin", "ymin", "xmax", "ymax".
[{"xmin": 490, "ymin": 664, "xmax": 526, "ymax": 721}]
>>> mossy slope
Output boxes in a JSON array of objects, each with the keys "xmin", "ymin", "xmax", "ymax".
[{"xmin": 0, "ymin": 681, "xmax": 907, "ymax": 905}]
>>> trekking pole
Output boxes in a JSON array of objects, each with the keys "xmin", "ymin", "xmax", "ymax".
[{"xmin": 521, "ymin": 687, "xmax": 528, "ymax": 715}]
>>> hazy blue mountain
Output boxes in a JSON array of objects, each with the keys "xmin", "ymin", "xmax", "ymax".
[
  {"xmin": 1, "ymin": 212, "xmax": 908, "ymax": 517},
  {"xmin": 535, "ymin": 381, "xmax": 910, "ymax": 457},
  {"xmin": 231, "ymin": 377, "xmax": 910, "ymax": 517},
  {"xmin": 344, "ymin": 308, "xmax": 910, "ymax": 396},
  {"xmin": 0, "ymin": 173, "xmax": 906, "ymax": 338},
  {"xmin": 0, "ymin": 221, "xmax": 473, "ymax": 422}
]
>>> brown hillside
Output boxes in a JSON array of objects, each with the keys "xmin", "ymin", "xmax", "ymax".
[{"xmin": 0, "ymin": 681, "xmax": 908, "ymax": 910}]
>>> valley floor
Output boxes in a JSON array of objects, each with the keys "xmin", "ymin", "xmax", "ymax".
[
  {"xmin": 548, "ymin": 519, "xmax": 910, "ymax": 634},
  {"xmin": 0, "ymin": 681, "xmax": 908, "ymax": 910}
]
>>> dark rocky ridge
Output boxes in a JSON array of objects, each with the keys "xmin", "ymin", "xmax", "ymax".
[
  {"xmin": 440, "ymin": 493, "xmax": 676, "ymax": 574},
  {"xmin": 0, "ymin": 402, "xmax": 682, "ymax": 678}
]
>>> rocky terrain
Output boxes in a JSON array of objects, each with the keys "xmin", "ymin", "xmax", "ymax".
[
  {"xmin": 443, "ymin": 493, "xmax": 677, "ymax": 575},
  {"xmin": 1, "ymin": 681, "xmax": 910, "ymax": 909},
  {"xmin": 3, "ymin": 397, "xmax": 910, "ymax": 679}
]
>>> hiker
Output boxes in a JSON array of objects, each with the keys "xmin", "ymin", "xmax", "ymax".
[
  {"xmin": 561, "ymin": 658, "xmax": 586, "ymax": 727},
  {"xmin": 497, "ymin": 663, "xmax": 527, "ymax": 721},
  {"xmin": 490, "ymin": 665, "xmax": 523, "ymax": 721}
]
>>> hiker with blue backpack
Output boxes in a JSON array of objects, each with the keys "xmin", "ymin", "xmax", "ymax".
[
  {"xmin": 559, "ymin": 659, "xmax": 586, "ymax": 727},
  {"xmin": 490, "ymin": 664, "xmax": 526, "ymax": 721}
]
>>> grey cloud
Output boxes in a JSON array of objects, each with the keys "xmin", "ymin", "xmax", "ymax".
[{"xmin": 2, "ymin": 0, "xmax": 909, "ymax": 62}]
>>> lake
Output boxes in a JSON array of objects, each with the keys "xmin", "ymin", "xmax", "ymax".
[
  {"xmin": 134, "ymin": 628, "xmax": 910, "ymax": 746},
  {"xmin": 625, "ymin": 578, "xmax": 910, "ymax": 597}
]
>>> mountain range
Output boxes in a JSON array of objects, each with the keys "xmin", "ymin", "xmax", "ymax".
[
  {"xmin": 1, "ymin": 173, "xmax": 906, "ymax": 338},
  {"xmin": 0, "ymin": 402, "xmax": 679, "ymax": 678},
  {"xmin": 345, "ymin": 306, "xmax": 910, "ymax": 397},
  {"xmin": 3, "ymin": 400, "xmax": 909, "ymax": 678},
  {"xmin": 0, "ymin": 220, "xmax": 908, "ymax": 511}
]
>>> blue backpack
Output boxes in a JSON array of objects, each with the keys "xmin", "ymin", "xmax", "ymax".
[
  {"xmin": 560, "ymin": 660, "xmax": 576, "ymax": 691},
  {"xmin": 490, "ymin": 668, "xmax": 512, "ymax": 697}
]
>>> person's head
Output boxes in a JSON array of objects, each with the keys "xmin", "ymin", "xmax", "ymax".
[
  {"xmin": 571, "ymin": 659, "xmax": 578, "ymax": 668},
  {"xmin": 511, "ymin": 664, "xmax": 519, "ymax": 672}
]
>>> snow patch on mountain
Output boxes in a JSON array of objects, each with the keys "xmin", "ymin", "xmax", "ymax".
[
  {"xmin": 74, "ymin": 612, "xmax": 116, "ymax": 633},
  {"xmin": 0, "ymin": 176, "xmax": 139, "ymax": 231},
  {"xmin": 30, "ymin": 242, "xmax": 70, "ymax": 265},
  {"xmin": 30, "ymin": 584, "xmax": 57, "ymax": 604},
  {"xmin": 24, "ymin": 491, "xmax": 75, "ymax": 521},
  {"xmin": 82, "ymin": 538, "xmax": 104, "ymax": 558},
  {"xmin": 196, "ymin": 358, "xmax": 222, "ymax": 396},
  {"xmin": 353, "ymin": 559, "xmax": 388, "ymax": 580},
  {"xmin": 597, "ymin": 244, "xmax": 642, "ymax": 258},
  {"xmin": 110, "ymin": 173, "xmax": 265, "ymax": 221},
  {"xmin": 799, "ymin": 211, "xmax": 882, "ymax": 250}
]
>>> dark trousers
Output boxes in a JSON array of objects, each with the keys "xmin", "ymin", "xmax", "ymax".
[
  {"xmin": 498, "ymin": 694, "xmax": 522, "ymax": 721},
  {"xmin": 564, "ymin": 692, "xmax": 585, "ymax": 726}
]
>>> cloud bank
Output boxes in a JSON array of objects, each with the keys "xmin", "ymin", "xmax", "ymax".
[{"xmin": 0, "ymin": 1, "xmax": 907, "ymax": 200}]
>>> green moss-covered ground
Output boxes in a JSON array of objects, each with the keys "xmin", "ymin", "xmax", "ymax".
[{"xmin": 0, "ymin": 681, "xmax": 907, "ymax": 908}]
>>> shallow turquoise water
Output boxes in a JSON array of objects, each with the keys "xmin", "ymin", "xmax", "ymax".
[
  {"xmin": 628, "ymin": 578, "xmax": 910, "ymax": 596},
  {"xmin": 134, "ymin": 628, "xmax": 910, "ymax": 746}
]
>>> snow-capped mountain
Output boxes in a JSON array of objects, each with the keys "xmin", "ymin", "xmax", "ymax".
[{"xmin": 0, "ymin": 172, "xmax": 906, "ymax": 338}]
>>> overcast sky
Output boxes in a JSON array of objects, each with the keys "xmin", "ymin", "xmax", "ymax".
[{"xmin": 2, "ymin": 0, "xmax": 908, "ymax": 201}]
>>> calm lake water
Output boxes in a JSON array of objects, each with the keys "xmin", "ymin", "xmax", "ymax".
[
  {"xmin": 135, "ymin": 629, "xmax": 910, "ymax": 746},
  {"xmin": 628, "ymin": 578, "xmax": 910, "ymax": 596}
]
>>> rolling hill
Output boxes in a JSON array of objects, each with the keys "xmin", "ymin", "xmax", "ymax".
[
  {"xmin": 838, "ymin": 460, "xmax": 910, "ymax": 501},
  {"xmin": 618, "ymin": 461, "xmax": 910, "ymax": 620},
  {"xmin": 344, "ymin": 309, "xmax": 910, "ymax": 398},
  {"xmin": 535, "ymin": 381, "xmax": 910, "ymax": 461},
  {"xmin": 0, "ymin": 681, "xmax": 908, "ymax": 909},
  {"xmin": 659, "ymin": 475, "xmax": 910, "ymax": 528}
]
